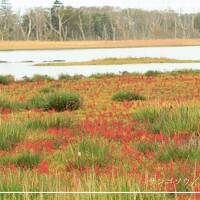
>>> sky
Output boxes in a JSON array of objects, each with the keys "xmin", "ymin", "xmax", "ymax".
[{"xmin": 9, "ymin": 0, "xmax": 200, "ymax": 13}]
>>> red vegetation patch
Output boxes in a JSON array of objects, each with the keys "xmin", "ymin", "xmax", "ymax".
[
  {"xmin": 37, "ymin": 161, "xmax": 49, "ymax": 174},
  {"xmin": 47, "ymin": 128, "xmax": 74, "ymax": 137}
]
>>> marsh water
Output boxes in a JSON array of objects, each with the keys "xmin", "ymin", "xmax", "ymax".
[{"xmin": 1, "ymin": 46, "xmax": 200, "ymax": 79}]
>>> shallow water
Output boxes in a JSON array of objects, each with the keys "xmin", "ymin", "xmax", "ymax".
[
  {"xmin": 1, "ymin": 46, "xmax": 200, "ymax": 79},
  {"xmin": 0, "ymin": 63, "xmax": 199, "ymax": 80}
]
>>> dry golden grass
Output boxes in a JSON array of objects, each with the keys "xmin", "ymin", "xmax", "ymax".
[{"xmin": 1, "ymin": 39, "xmax": 200, "ymax": 50}]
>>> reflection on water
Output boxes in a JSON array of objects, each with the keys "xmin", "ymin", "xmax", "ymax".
[{"xmin": 0, "ymin": 46, "xmax": 200, "ymax": 79}]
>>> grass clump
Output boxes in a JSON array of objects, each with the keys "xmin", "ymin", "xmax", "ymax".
[
  {"xmin": 53, "ymin": 137, "xmax": 113, "ymax": 169},
  {"xmin": 157, "ymin": 145, "xmax": 200, "ymax": 163},
  {"xmin": 27, "ymin": 95, "xmax": 49, "ymax": 110},
  {"xmin": 112, "ymin": 91, "xmax": 145, "ymax": 102},
  {"xmin": 30, "ymin": 74, "xmax": 54, "ymax": 82},
  {"xmin": 145, "ymin": 71, "xmax": 162, "ymax": 77},
  {"xmin": 0, "ymin": 75, "xmax": 15, "ymax": 85},
  {"xmin": 75, "ymin": 139, "xmax": 110, "ymax": 168},
  {"xmin": 47, "ymin": 92, "xmax": 81, "ymax": 112},
  {"xmin": 26, "ymin": 114, "xmax": 74, "ymax": 130},
  {"xmin": 39, "ymin": 86, "xmax": 55, "ymax": 94},
  {"xmin": 28, "ymin": 92, "xmax": 81, "ymax": 112},
  {"xmin": 134, "ymin": 106, "xmax": 200, "ymax": 134},
  {"xmin": 89, "ymin": 73, "xmax": 116, "ymax": 79},
  {"xmin": 0, "ymin": 152, "xmax": 41, "ymax": 169},
  {"xmin": 58, "ymin": 74, "xmax": 72, "ymax": 81},
  {"xmin": 0, "ymin": 123, "xmax": 27, "ymax": 150},
  {"xmin": 136, "ymin": 142, "xmax": 159, "ymax": 154},
  {"xmin": 0, "ymin": 98, "xmax": 25, "ymax": 111}
]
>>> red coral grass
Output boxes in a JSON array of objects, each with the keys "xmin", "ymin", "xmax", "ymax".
[
  {"xmin": 7, "ymin": 164, "xmax": 17, "ymax": 173},
  {"xmin": 38, "ymin": 161, "xmax": 49, "ymax": 174},
  {"xmin": 24, "ymin": 140, "xmax": 55, "ymax": 153},
  {"xmin": 194, "ymin": 186, "xmax": 200, "ymax": 199},
  {"xmin": 1, "ymin": 108, "xmax": 12, "ymax": 115},
  {"xmin": 47, "ymin": 128, "xmax": 73, "ymax": 138}
]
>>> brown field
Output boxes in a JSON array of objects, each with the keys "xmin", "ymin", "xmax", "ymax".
[{"xmin": 1, "ymin": 39, "xmax": 200, "ymax": 50}]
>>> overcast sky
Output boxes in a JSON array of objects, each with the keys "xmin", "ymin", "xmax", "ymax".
[{"xmin": 10, "ymin": 0, "xmax": 200, "ymax": 13}]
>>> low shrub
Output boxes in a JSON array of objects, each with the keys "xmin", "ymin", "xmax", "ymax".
[
  {"xmin": 112, "ymin": 91, "xmax": 145, "ymax": 102},
  {"xmin": 0, "ymin": 75, "xmax": 15, "ymax": 85}
]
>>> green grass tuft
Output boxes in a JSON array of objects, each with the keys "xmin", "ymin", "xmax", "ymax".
[
  {"xmin": 112, "ymin": 91, "xmax": 145, "ymax": 102},
  {"xmin": 39, "ymin": 86, "xmax": 55, "ymax": 94},
  {"xmin": 136, "ymin": 142, "xmax": 159, "ymax": 154},
  {"xmin": 26, "ymin": 114, "xmax": 74, "ymax": 130},
  {"xmin": 157, "ymin": 144, "xmax": 200, "ymax": 163},
  {"xmin": 0, "ymin": 98, "xmax": 25, "ymax": 111},
  {"xmin": 58, "ymin": 74, "xmax": 72, "ymax": 81},
  {"xmin": 0, "ymin": 123, "xmax": 27, "ymax": 150},
  {"xmin": 0, "ymin": 152, "xmax": 41, "ymax": 169},
  {"xmin": 0, "ymin": 75, "xmax": 15, "ymax": 85},
  {"xmin": 134, "ymin": 106, "xmax": 200, "ymax": 134},
  {"xmin": 28, "ymin": 92, "xmax": 81, "ymax": 112},
  {"xmin": 52, "ymin": 137, "xmax": 113, "ymax": 169},
  {"xmin": 47, "ymin": 92, "xmax": 81, "ymax": 112}
]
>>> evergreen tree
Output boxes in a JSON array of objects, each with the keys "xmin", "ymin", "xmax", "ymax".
[
  {"xmin": 53, "ymin": 0, "xmax": 63, "ymax": 9},
  {"xmin": 194, "ymin": 14, "xmax": 200, "ymax": 32},
  {"xmin": 50, "ymin": 0, "xmax": 64, "ymax": 39},
  {"xmin": 0, "ymin": 0, "xmax": 11, "ymax": 13}
]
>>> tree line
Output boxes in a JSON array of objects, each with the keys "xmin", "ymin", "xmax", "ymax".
[{"xmin": 1, "ymin": 0, "xmax": 200, "ymax": 41}]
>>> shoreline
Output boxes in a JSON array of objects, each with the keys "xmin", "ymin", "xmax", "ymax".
[
  {"xmin": 1, "ymin": 39, "xmax": 200, "ymax": 51},
  {"xmin": 35, "ymin": 57, "xmax": 200, "ymax": 66},
  {"xmin": 0, "ymin": 69, "xmax": 199, "ymax": 82}
]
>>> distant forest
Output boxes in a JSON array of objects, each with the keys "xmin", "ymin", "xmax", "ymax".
[{"xmin": 1, "ymin": 0, "xmax": 200, "ymax": 41}]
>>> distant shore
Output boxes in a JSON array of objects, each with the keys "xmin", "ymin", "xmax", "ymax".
[
  {"xmin": 1, "ymin": 39, "xmax": 200, "ymax": 51},
  {"xmin": 35, "ymin": 57, "xmax": 200, "ymax": 66}
]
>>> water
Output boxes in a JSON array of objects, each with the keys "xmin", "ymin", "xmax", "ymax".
[{"xmin": 0, "ymin": 46, "xmax": 200, "ymax": 79}]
